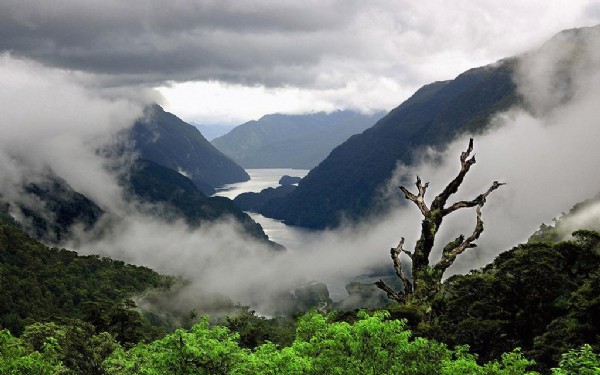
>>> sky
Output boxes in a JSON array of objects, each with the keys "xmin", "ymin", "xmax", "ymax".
[{"xmin": 2, "ymin": 1, "xmax": 600, "ymax": 126}]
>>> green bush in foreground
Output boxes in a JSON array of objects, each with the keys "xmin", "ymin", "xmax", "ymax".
[
  {"xmin": 2, "ymin": 311, "xmax": 598, "ymax": 374},
  {"xmin": 104, "ymin": 311, "xmax": 539, "ymax": 375}
]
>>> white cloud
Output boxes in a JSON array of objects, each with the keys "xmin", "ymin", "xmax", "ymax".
[{"xmin": 0, "ymin": 54, "xmax": 143, "ymax": 211}]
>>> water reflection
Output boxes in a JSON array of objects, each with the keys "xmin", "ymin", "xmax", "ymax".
[
  {"xmin": 248, "ymin": 212, "xmax": 315, "ymax": 250},
  {"xmin": 213, "ymin": 169, "xmax": 311, "ymax": 248},
  {"xmin": 214, "ymin": 168, "xmax": 309, "ymax": 200}
]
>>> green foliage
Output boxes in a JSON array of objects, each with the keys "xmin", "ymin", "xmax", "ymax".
[
  {"xmin": 104, "ymin": 317, "xmax": 243, "ymax": 375},
  {"xmin": 0, "ymin": 329, "xmax": 64, "ymax": 375},
  {"xmin": 552, "ymin": 344, "xmax": 600, "ymax": 374},
  {"xmin": 430, "ymin": 230, "xmax": 600, "ymax": 372},
  {"xmin": 21, "ymin": 320, "xmax": 118, "ymax": 375},
  {"xmin": 104, "ymin": 311, "xmax": 541, "ymax": 375},
  {"xmin": 0, "ymin": 213, "xmax": 173, "ymax": 340},
  {"xmin": 14, "ymin": 310, "xmax": 600, "ymax": 374},
  {"xmin": 221, "ymin": 306, "xmax": 295, "ymax": 349}
]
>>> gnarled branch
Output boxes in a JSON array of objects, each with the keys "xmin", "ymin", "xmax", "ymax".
[
  {"xmin": 431, "ymin": 138, "xmax": 476, "ymax": 211},
  {"xmin": 442, "ymin": 181, "xmax": 505, "ymax": 216},
  {"xmin": 391, "ymin": 238, "xmax": 413, "ymax": 294},
  {"xmin": 374, "ymin": 238, "xmax": 413, "ymax": 303},
  {"xmin": 375, "ymin": 279, "xmax": 406, "ymax": 303},
  {"xmin": 375, "ymin": 138, "xmax": 503, "ymax": 312},
  {"xmin": 435, "ymin": 181, "xmax": 504, "ymax": 274},
  {"xmin": 399, "ymin": 176, "xmax": 430, "ymax": 216}
]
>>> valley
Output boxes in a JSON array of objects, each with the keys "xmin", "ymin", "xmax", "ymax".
[{"xmin": 1, "ymin": 5, "xmax": 600, "ymax": 372}]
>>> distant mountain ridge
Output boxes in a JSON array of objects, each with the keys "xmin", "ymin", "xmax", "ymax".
[
  {"xmin": 193, "ymin": 123, "xmax": 237, "ymax": 141},
  {"xmin": 211, "ymin": 110, "xmax": 385, "ymax": 169},
  {"xmin": 131, "ymin": 104, "xmax": 249, "ymax": 195}
]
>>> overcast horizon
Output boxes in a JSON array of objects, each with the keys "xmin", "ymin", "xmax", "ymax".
[{"xmin": 2, "ymin": 1, "xmax": 600, "ymax": 126}]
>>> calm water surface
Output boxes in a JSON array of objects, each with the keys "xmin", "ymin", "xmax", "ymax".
[
  {"xmin": 213, "ymin": 169, "xmax": 312, "ymax": 249},
  {"xmin": 214, "ymin": 169, "xmax": 309, "ymax": 199}
]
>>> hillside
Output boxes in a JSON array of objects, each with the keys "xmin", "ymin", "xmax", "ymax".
[
  {"xmin": 130, "ymin": 104, "xmax": 249, "ymax": 195},
  {"xmin": 259, "ymin": 60, "xmax": 519, "ymax": 228},
  {"xmin": 430, "ymin": 230, "xmax": 600, "ymax": 372},
  {"xmin": 211, "ymin": 110, "xmax": 385, "ymax": 169},
  {"xmin": 12, "ymin": 176, "xmax": 104, "ymax": 245},
  {"xmin": 126, "ymin": 159, "xmax": 274, "ymax": 244},
  {"xmin": 0, "ymin": 207, "xmax": 174, "ymax": 341},
  {"xmin": 2, "ymin": 160, "xmax": 272, "ymax": 247},
  {"xmin": 256, "ymin": 25, "xmax": 600, "ymax": 230}
]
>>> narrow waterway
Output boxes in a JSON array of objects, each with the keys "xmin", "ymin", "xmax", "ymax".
[{"xmin": 213, "ymin": 169, "xmax": 312, "ymax": 249}]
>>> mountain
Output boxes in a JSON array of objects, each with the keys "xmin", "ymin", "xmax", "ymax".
[
  {"xmin": 258, "ymin": 60, "xmax": 519, "ymax": 228},
  {"xmin": 211, "ymin": 110, "xmax": 385, "ymax": 169},
  {"xmin": 130, "ymin": 104, "xmax": 249, "ymax": 195},
  {"xmin": 13, "ymin": 176, "xmax": 104, "ymax": 244},
  {"xmin": 194, "ymin": 123, "xmax": 237, "ymax": 141},
  {"xmin": 2, "ymin": 160, "xmax": 273, "ymax": 247},
  {"xmin": 126, "ymin": 159, "xmax": 275, "ymax": 245}
]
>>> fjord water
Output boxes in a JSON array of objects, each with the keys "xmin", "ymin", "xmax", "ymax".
[
  {"xmin": 214, "ymin": 169, "xmax": 312, "ymax": 249},
  {"xmin": 214, "ymin": 169, "xmax": 308, "ymax": 199}
]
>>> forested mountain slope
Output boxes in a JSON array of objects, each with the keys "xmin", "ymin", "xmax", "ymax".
[
  {"xmin": 11, "ymin": 176, "xmax": 104, "ymax": 245},
  {"xmin": 130, "ymin": 104, "xmax": 249, "ymax": 195},
  {"xmin": 126, "ymin": 159, "xmax": 273, "ymax": 244},
  {"xmin": 430, "ymin": 229, "xmax": 600, "ymax": 373},
  {"xmin": 0, "ymin": 208, "xmax": 174, "ymax": 341}
]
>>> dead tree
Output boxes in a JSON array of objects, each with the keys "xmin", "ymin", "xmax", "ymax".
[{"xmin": 375, "ymin": 139, "xmax": 504, "ymax": 314}]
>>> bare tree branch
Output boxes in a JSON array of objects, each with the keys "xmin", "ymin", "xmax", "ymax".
[
  {"xmin": 374, "ymin": 279, "xmax": 406, "ymax": 303},
  {"xmin": 375, "ymin": 138, "xmax": 503, "ymax": 316},
  {"xmin": 431, "ymin": 138, "xmax": 476, "ymax": 211},
  {"xmin": 399, "ymin": 176, "xmax": 430, "ymax": 216},
  {"xmin": 391, "ymin": 238, "xmax": 413, "ymax": 295},
  {"xmin": 435, "ymin": 181, "xmax": 504, "ymax": 274},
  {"xmin": 442, "ymin": 181, "xmax": 505, "ymax": 216}
]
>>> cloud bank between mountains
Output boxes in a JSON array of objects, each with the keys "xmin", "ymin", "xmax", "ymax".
[{"xmin": 2, "ymin": 24, "xmax": 600, "ymax": 316}]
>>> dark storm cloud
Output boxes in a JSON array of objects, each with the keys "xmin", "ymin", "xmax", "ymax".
[
  {"xmin": 0, "ymin": 0, "xmax": 365, "ymax": 87},
  {"xmin": 4, "ymin": 0, "xmax": 597, "ymax": 91}
]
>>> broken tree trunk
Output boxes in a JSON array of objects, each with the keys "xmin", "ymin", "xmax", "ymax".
[{"xmin": 375, "ymin": 138, "xmax": 504, "ymax": 317}]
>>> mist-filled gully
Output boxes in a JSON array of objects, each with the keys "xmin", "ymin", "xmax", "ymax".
[{"xmin": 2, "ymin": 27, "xmax": 600, "ymax": 316}]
